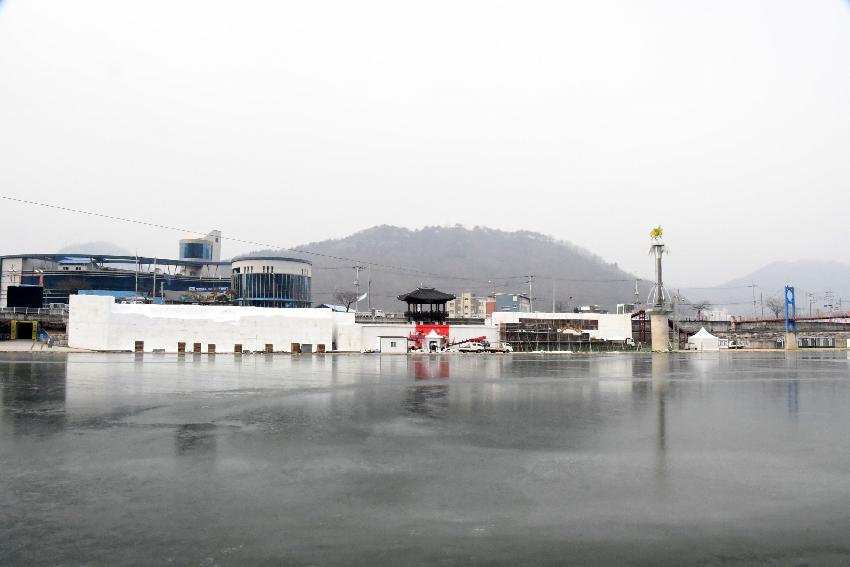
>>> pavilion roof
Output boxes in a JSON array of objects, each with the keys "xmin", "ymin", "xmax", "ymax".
[{"xmin": 397, "ymin": 287, "xmax": 456, "ymax": 303}]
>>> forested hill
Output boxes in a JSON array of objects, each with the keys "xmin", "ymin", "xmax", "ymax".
[{"xmin": 250, "ymin": 226, "xmax": 651, "ymax": 311}]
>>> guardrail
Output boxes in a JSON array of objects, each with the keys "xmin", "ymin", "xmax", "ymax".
[{"xmin": 0, "ymin": 306, "xmax": 69, "ymax": 316}]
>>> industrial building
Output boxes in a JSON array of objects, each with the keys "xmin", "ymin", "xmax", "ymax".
[
  {"xmin": 0, "ymin": 231, "xmax": 314, "ymax": 309},
  {"xmin": 491, "ymin": 311, "xmax": 634, "ymax": 352},
  {"xmin": 0, "ymin": 253, "xmax": 230, "ymax": 308}
]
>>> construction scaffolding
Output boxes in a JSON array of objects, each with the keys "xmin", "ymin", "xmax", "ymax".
[{"xmin": 500, "ymin": 318, "xmax": 631, "ymax": 352}]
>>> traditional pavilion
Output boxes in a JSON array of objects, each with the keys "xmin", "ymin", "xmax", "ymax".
[{"xmin": 398, "ymin": 287, "xmax": 456, "ymax": 323}]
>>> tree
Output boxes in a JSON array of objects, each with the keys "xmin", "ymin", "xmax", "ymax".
[
  {"xmin": 333, "ymin": 289, "xmax": 360, "ymax": 312},
  {"xmin": 765, "ymin": 295, "xmax": 784, "ymax": 319},
  {"xmin": 692, "ymin": 300, "xmax": 711, "ymax": 320}
]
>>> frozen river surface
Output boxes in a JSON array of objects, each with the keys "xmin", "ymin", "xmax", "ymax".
[{"xmin": 2, "ymin": 351, "xmax": 850, "ymax": 566}]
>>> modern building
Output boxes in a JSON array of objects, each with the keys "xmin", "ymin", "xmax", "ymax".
[
  {"xmin": 0, "ymin": 253, "xmax": 230, "ymax": 308},
  {"xmin": 179, "ymin": 230, "xmax": 222, "ymax": 263},
  {"xmin": 494, "ymin": 293, "xmax": 531, "ymax": 313},
  {"xmin": 230, "ymin": 256, "xmax": 312, "ymax": 308}
]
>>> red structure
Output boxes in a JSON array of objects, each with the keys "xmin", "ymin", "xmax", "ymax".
[{"xmin": 408, "ymin": 323, "xmax": 450, "ymax": 351}]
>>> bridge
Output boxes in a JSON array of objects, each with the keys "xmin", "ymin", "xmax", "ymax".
[{"xmin": 0, "ymin": 305, "xmax": 69, "ymax": 340}]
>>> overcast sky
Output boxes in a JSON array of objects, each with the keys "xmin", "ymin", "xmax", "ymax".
[{"xmin": 1, "ymin": 0, "xmax": 849, "ymax": 286}]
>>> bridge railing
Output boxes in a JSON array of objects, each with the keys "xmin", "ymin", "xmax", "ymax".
[{"xmin": 0, "ymin": 306, "xmax": 69, "ymax": 317}]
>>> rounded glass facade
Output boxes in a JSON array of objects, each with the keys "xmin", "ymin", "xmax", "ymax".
[{"xmin": 230, "ymin": 257, "xmax": 312, "ymax": 308}]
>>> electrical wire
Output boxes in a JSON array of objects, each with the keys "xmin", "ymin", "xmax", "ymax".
[{"xmin": 1, "ymin": 194, "xmax": 648, "ymax": 286}]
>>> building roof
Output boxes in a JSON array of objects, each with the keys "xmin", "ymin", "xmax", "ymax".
[
  {"xmin": 315, "ymin": 303, "xmax": 351, "ymax": 312},
  {"xmin": 0, "ymin": 253, "xmax": 229, "ymax": 268},
  {"xmin": 231, "ymin": 255, "xmax": 312, "ymax": 265},
  {"xmin": 397, "ymin": 287, "xmax": 456, "ymax": 303}
]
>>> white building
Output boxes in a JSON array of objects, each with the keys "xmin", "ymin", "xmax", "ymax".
[{"xmin": 377, "ymin": 336, "xmax": 408, "ymax": 354}]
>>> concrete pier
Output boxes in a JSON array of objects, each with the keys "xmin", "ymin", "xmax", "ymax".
[
  {"xmin": 785, "ymin": 332, "xmax": 799, "ymax": 351},
  {"xmin": 650, "ymin": 311, "xmax": 670, "ymax": 352}
]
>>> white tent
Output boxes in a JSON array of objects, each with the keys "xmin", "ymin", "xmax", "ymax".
[{"xmin": 688, "ymin": 327, "xmax": 720, "ymax": 351}]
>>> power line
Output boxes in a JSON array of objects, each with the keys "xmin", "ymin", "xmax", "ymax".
[
  {"xmin": 0, "ymin": 194, "xmax": 656, "ymax": 287},
  {"xmin": 0, "ymin": 195, "xmax": 493, "ymax": 283}
]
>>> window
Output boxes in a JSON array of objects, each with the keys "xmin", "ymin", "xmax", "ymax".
[
  {"xmin": 181, "ymin": 242, "xmax": 211, "ymax": 260},
  {"xmin": 390, "ymin": 341, "xmax": 397, "ymax": 348}
]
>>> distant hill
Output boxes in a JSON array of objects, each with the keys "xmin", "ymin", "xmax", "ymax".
[
  {"xmin": 250, "ymin": 225, "xmax": 651, "ymax": 311},
  {"xmin": 680, "ymin": 260, "xmax": 850, "ymax": 316},
  {"xmin": 57, "ymin": 241, "xmax": 132, "ymax": 256}
]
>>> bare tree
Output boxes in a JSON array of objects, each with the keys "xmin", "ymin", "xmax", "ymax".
[
  {"xmin": 333, "ymin": 289, "xmax": 360, "ymax": 312},
  {"xmin": 765, "ymin": 295, "xmax": 784, "ymax": 319},
  {"xmin": 691, "ymin": 300, "xmax": 711, "ymax": 320}
]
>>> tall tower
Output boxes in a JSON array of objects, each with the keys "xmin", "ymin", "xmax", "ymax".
[
  {"xmin": 647, "ymin": 226, "xmax": 672, "ymax": 352},
  {"xmin": 784, "ymin": 285, "xmax": 798, "ymax": 351}
]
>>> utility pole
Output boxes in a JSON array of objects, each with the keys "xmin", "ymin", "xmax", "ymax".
[
  {"xmin": 353, "ymin": 265, "xmax": 365, "ymax": 313},
  {"xmin": 760, "ymin": 292, "xmax": 764, "ymax": 318},
  {"xmin": 751, "ymin": 283, "xmax": 757, "ymax": 318},
  {"xmin": 152, "ymin": 258, "xmax": 157, "ymax": 303},
  {"xmin": 367, "ymin": 265, "xmax": 372, "ymax": 314},
  {"xmin": 634, "ymin": 279, "xmax": 640, "ymax": 307},
  {"xmin": 135, "ymin": 249, "xmax": 139, "ymax": 296},
  {"xmin": 552, "ymin": 279, "xmax": 556, "ymax": 313},
  {"xmin": 526, "ymin": 274, "xmax": 534, "ymax": 312}
]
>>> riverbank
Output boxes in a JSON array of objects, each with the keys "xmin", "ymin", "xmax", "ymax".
[{"xmin": 0, "ymin": 340, "xmax": 90, "ymax": 353}]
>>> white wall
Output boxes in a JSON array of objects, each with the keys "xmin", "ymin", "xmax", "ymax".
[
  {"xmin": 336, "ymin": 322, "xmax": 500, "ymax": 352},
  {"xmin": 331, "ymin": 311, "xmax": 359, "ymax": 351},
  {"xmin": 68, "ymin": 295, "xmax": 503, "ymax": 353},
  {"xmin": 490, "ymin": 312, "xmax": 633, "ymax": 341},
  {"xmin": 69, "ymin": 295, "xmax": 335, "ymax": 352}
]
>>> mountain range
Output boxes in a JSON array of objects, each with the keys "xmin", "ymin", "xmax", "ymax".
[
  {"xmin": 681, "ymin": 260, "xmax": 850, "ymax": 317},
  {"xmin": 59, "ymin": 226, "xmax": 849, "ymax": 315},
  {"xmin": 253, "ymin": 225, "xmax": 653, "ymax": 311}
]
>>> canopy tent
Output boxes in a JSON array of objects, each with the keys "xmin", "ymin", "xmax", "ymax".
[{"xmin": 688, "ymin": 327, "xmax": 720, "ymax": 351}]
